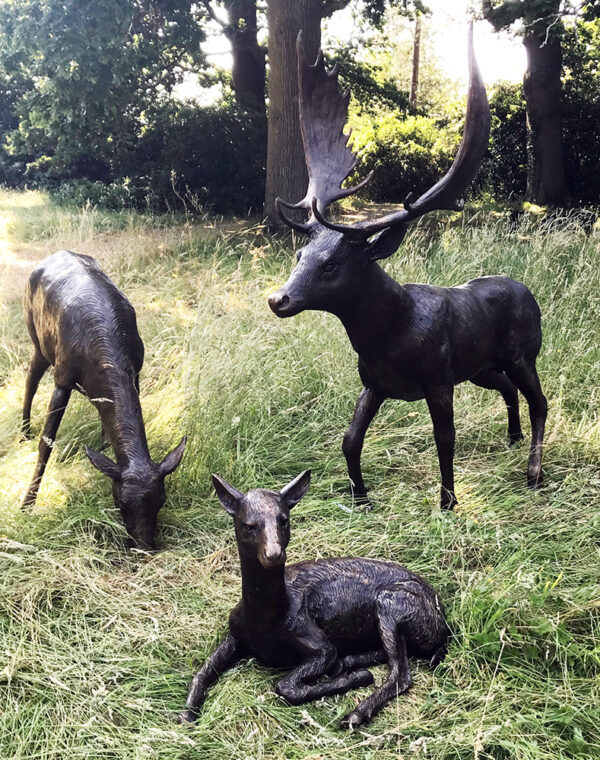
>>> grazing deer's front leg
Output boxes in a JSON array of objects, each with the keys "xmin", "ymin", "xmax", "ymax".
[
  {"xmin": 425, "ymin": 385, "xmax": 456, "ymax": 510},
  {"xmin": 179, "ymin": 633, "xmax": 242, "ymax": 723},
  {"xmin": 343, "ymin": 387, "xmax": 385, "ymax": 501},
  {"xmin": 23, "ymin": 386, "xmax": 71, "ymax": 507},
  {"xmin": 275, "ymin": 629, "xmax": 373, "ymax": 706}
]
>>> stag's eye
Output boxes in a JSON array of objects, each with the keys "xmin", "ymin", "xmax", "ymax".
[
  {"xmin": 322, "ymin": 261, "xmax": 337, "ymax": 274},
  {"xmin": 243, "ymin": 523, "xmax": 257, "ymax": 534}
]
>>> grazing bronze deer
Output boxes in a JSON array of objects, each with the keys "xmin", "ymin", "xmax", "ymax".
[
  {"xmin": 22, "ymin": 250, "xmax": 186, "ymax": 549},
  {"xmin": 179, "ymin": 470, "xmax": 449, "ymax": 729},
  {"xmin": 268, "ymin": 28, "xmax": 547, "ymax": 510}
]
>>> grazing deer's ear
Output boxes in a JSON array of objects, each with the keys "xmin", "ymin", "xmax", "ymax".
[
  {"xmin": 85, "ymin": 446, "xmax": 121, "ymax": 481},
  {"xmin": 158, "ymin": 436, "xmax": 187, "ymax": 477},
  {"xmin": 365, "ymin": 226, "xmax": 408, "ymax": 261},
  {"xmin": 212, "ymin": 474, "xmax": 245, "ymax": 515},
  {"xmin": 280, "ymin": 470, "xmax": 311, "ymax": 509}
]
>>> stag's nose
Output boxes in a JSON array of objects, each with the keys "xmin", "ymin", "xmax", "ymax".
[{"xmin": 268, "ymin": 290, "xmax": 290, "ymax": 314}]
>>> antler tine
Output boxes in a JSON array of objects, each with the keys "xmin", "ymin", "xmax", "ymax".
[
  {"xmin": 313, "ymin": 22, "xmax": 490, "ymax": 239},
  {"xmin": 275, "ymin": 197, "xmax": 314, "ymax": 235}
]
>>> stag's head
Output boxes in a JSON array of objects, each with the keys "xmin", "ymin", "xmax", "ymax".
[{"xmin": 268, "ymin": 26, "xmax": 490, "ymax": 319}]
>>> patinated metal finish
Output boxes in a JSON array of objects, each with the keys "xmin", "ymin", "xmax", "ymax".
[
  {"xmin": 22, "ymin": 250, "xmax": 185, "ymax": 549},
  {"xmin": 269, "ymin": 28, "xmax": 547, "ymax": 509},
  {"xmin": 179, "ymin": 471, "xmax": 449, "ymax": 729}
]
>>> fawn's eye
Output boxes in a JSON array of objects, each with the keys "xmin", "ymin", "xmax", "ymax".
[
  {"xmin": 243, "ymin": 523, "xmax": 257, "ymax": 533},
  {"xmin": 323, "ymin": 261, "xmax": 337, "ymax": 274}
]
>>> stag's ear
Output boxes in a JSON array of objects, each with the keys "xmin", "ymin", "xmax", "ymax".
[
  {"xmin": 365, "ymin": 226, "xmax": 408, "ymax": 261},
  {"xmin": 86, "ymin": 446, "xmax": 121, "ymax": 481},
  {"xmin": 212, "ymin": 474, "xmax": 245, "ymax": 515},
  {"xmin": 158, "ymin": 436, "xmax": 187, "ymax": 477},
  {"xmin": 280, "ymin": 470, "xmax": 311, "ymax": 509}
]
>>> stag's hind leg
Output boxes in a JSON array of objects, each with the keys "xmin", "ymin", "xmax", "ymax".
[
  {"xmin": 470, "ymin": 369, "xmax": 523, "ymax": 444},
  {"xmin": 22, "ymin": 350, "xmax": 50, "ymax": 439},
  {"xmin": 505, "ymin": 360, "xmax": 547, "ymax": 488},
  {"xmin": 340, "ymin": 589, "xmax": 413, "ymax": 729}
]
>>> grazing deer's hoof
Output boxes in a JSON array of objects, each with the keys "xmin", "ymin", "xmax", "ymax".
[
  {"xmin": 20, "ymin": 430, "xmax": 33, "ymax": 442},
  {"xmin": 440, "ymin": 491, "xmax": 457, "ymax": 511},
  {"xmin": 177, "ymin": 709, "xmax": 198, "ymax": 725},
  {"xmin": 509, "ymin": 431, "xmax": 524, "ymax": 446}
]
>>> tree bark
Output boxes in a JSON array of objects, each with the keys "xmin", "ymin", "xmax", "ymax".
[
  {"xmin": 409, "ymin": 12, "xmax": 421, "ymax": 108},
  {"xmin": 263, "ymin": 0, "xmax": 321, "ymax": 225},
  {"xmin": 523, "ymin": 34, "xmax": 569, "ymax": 204},
  {"xmin": 224, "ymin": 0, "xmax": 266, "ymax": 111}
]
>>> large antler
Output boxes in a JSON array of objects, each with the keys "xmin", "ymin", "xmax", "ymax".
[
  {"xmin": 280, "ymin": 23, "xmax": 490, "ymax": 240},
  {"xmin": 275, "ymin": 31, "xmax": 372, "ymax": 232}
]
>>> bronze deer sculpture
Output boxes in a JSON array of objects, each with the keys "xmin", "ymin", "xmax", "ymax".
[
  {"xmin": 179, "ymin": 470, "xmax": 449, "ymax": 729},
  {"xmin": 22, "ymin": 250, "xmax": 186, "ymax": 549},
  {"xmin": 268, "ymin": 28, "xmax": 547, "ymax": 510}
]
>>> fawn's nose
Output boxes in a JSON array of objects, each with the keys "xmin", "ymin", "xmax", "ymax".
[
  {"xmin": 268, "ymin": 291, "xmax": 290, "ymax": 314},
  {"xmin": 260, "ymin": 545, "xmax": 285, "ymax": 568}
]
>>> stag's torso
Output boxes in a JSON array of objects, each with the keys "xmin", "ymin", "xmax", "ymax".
[
  {"xmin": 349, "ymin": 274, "xmax": 541, "ymax": 400},
  {"xmin": 229, "ymin": 557, "xmax": 448, "ymax": 668},
  {"xmin": 25, "ymin": 250, "xmax": 144, "ymax": 391}
]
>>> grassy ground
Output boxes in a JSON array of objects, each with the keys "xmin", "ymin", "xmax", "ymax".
[{"xmin": 0, "ymin": 189, "xmax": 599, "ymax": 759}]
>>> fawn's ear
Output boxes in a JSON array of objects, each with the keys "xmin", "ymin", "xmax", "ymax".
[
  {"xmin": 86, "ymin": 446, "xmax": 121, "ymax": 481},
  {"xmin": 158, "ymin": 436, "xmax": 187, "ymax": 477},
  {"xmin": 212, "ymin": 474, "xmax": 245, "ymax": 515},
  {"xmin": 280, "ymin": 469, "xmax": 311, "ymax": 509}
]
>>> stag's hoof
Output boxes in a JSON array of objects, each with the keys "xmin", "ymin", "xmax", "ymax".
[
  {"xmin": 527, "ymin": 472, "xmax": 543, "ymax": 489},
  {"xmin": 177, "ymin": 709, "xmax": 198, "ymax": 725}
]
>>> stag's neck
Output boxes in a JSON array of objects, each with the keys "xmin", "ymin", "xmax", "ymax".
[
  {"xmin": 239, "ymin": 555, "xmax": 289, "ymax": 622},
  {"xmin": 334, "ymin": 264, "xmax": 409, "ymax": 356},
  {"xmin": 85, "ymin": 368, "xmax": 151, "ymax": 467}
]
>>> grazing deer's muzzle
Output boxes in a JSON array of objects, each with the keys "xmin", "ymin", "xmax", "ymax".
[{"xmin": 268, "ymin": 290, "xmax": 299, "ymax": 317}]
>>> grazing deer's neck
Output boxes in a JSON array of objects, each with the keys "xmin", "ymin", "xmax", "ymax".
[
  {"xmin": 87, "ymin": 368, "xmax": 151, "ymax": 467},
  {"xmin": 335, "ymin": 264, "xmax": 408, "ymax": 355},
  {"xmin": 239, "ymin": 555, "xmax": 288, "ymax": 621}
]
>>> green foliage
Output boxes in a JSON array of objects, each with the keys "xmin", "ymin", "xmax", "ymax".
[
  {"xmin": 0, "ymin": 0, "xmax": 206, "ymax": 174},
  {"xmin": 1, "ymin": 192, "xmax": 600, "ymax": 758},
  {"xmin": 54, "ymin": 102, "xmax": 267, "ymax": 214},
  {"xmin": 350, "ymin": 112, "xmax": 461, "ymax": 202}
]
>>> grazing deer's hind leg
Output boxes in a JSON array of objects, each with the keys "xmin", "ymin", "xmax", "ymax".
[
  {"xmin": 341, "ymin": 590, "xmax": 412, "ymax": 729},
  {"xmin": 505, "ymin": 361, "xmax": 547, "ymax": 488},
  {"xmin": 470, "ymin": 369, "xmax": 523, "ymax": 444},
  {"xmin": 343, "ymin": 387, "xmax": 385, "ymax": 501},
  {"xmin": 179, "ymin": 633, "xmax": 242, "ymax": 724},
  {"xmin": 22, "ymin": 351, "xmax": 50, "ymax": 439},
  {"xmin": 23, "ymin": 386, "xmax": 71, "ymax": 507}
]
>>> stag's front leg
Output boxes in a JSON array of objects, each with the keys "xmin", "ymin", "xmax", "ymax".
[
  {"xmin": 178, "ymin": 633, "xmax": 242, "ymax": 723},
  {"xmin": 425, "ymin": 385, "xmax": 456, "ymax": 510},
  {"xmin": 343, "ymin": 387, "xmax": 385, "ymax": 501}
]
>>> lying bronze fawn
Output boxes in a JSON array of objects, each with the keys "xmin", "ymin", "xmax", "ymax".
[
  {"xmin": 269, "ymin": 28, "xmax": 547, "ymax": 510},
  {"xmin": 22, "ymin": 250, "xmax": 185, "ymax": 549},
  {"xmin": 179, "ymin": 471, "xmax": 449, "ymax": 729}
]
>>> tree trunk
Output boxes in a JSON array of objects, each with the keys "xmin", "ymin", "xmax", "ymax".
[
  {"xmin": 409, "ymin": 12, "xmax": 421, "ymax": 108},
  {"xmin": 225, "ymin": 0, "xmax": 266, "ymax": 111},
  {"xmin": 263, "ymin": 0, "xmax": 321, "ymax": 225},
  {"xmin": 523, "ymin": 34, "xmax": 569, "ymax": 204}
]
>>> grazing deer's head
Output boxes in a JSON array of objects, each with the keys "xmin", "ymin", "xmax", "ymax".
[
  {"xmin": 268, "ymin": 25, "xmax": 490, "ymax": 319},
  {"xmin": 212, "ymin": 471, "xmax": 311, "ymax": 569},
  {"xmin": 86, "ymin": 437, "xmax": 186, "ymax": 550}
]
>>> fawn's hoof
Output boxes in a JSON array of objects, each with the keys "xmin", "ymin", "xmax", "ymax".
[
  {"xmin": 177, "ymin": 709, "xmax": 198, "ymax": 725},
  {"xmin": 527, "ymin": 471, "xmax": 543, "ymax": 489},
  {"xmin": 340, "ymin": 710, "xmax": 364, "ymax": 730},
  {"xmin": 509, "ymin": 431, "xmax": 524, "ymax": 446}
]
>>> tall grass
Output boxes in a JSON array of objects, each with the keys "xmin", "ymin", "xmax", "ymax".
[{"xmin": 0, "ymin": 191, "xmax": 598, "ymax": 759}]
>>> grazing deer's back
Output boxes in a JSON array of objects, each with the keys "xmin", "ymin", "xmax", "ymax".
[{"xmin": 25, "ymin": 250, "xmax": 143, "ymax": 379}]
